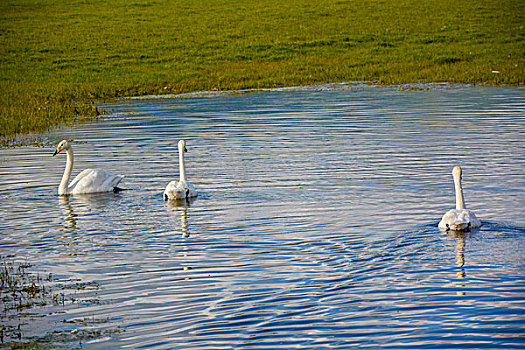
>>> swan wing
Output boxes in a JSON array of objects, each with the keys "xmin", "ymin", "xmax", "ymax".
[
  {"xmin": 464, "ymin": 210, "xmax": 482, "ymax": 229},
  {"xmin": 69, "ymin": 168, "xmax": 123, "ymax": 194},
  {"xmin": 179, "ymin": 180, "xmax": 198, "ymax": 198}
]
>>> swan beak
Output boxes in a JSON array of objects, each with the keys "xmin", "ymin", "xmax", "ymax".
[
  {"xmin": 53, "ymin": 146, "xmax": 61, "ymax": 156},
  {"xmin": 184, "ymin": 147, "xmax": 188, "ymax": 152}
]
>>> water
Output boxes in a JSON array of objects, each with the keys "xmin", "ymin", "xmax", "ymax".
[{"xmin": 1, "ymin": 85, "xmax": 524, "ymax": 349}]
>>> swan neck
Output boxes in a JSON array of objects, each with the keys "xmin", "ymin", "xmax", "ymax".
[
  {"xmin": 453, "ymin": 173, "xmax": 465, "ymax": 210},
  {"xmin": 59, "ymin": 147, "xmax": 73, "ymax": 195},
  {"xmin": 179, "ymin": 146, "xmax": 186, "ymax": 182}
]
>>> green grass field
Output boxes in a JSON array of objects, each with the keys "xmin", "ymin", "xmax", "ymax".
[{"xmin": 1, "ymin": 0, "xmax": 523, "ymax": 139}]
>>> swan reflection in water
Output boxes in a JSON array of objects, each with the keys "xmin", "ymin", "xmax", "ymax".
[
  {"xmin": 167, "ymin": 198, "xmax": 195, "ymax": 278},
  {"xmin": 58, "ymin": 193, "xmax": 123, "ymax": 230},
  {"xmin": 167, "ymin": 197, "xmax": 196, "ymax": 238},
  {"xmin": 59, "ymin": 196, "xmax": 78, "ymax": 229},
  {"xmin": 447, "ymin": 230, "xmax": 468, "ymax": 297}
]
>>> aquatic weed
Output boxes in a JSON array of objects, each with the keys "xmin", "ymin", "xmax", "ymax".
[{"xmin": 0, "ymin": 257, "xmax": 120, "ymax": 348}]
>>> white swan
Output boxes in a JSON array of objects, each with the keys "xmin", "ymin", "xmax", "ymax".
[
  {"xmin": 53, "ymin": 140, "xmax": 124, "ymax": 196},
  {"xmin": 164, "ymin": 140, "xmax": 197, "ymax": 200},
  {"xmin": 439, "ymin": 166, "xmax": 481, "ymax": 231}
]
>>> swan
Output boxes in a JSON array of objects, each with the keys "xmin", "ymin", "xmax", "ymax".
[
  {"xmin": 164, "ymin": 140, "xmax": 197, "ymax": 200},
  {"xmin": 53, "ymin": 140, "xmax": 124, "ymax": 196},
  {"xmin": 438, "ymin": 166, "xmax": 481, "ymax": 231}
]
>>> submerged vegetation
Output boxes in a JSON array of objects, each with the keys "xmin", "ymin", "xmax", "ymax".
[
  {"xmin": 1, "ymin": 0, "xmax": 524, "ymax": 138},
  {"xmin": 1, "ymin": 257, "xmax": 119, "ymax": 348}
]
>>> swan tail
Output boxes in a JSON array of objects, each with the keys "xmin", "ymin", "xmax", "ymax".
[
  {"xmin": 106, "ymin": 174, "xmax": 123, "ymax": 187},
  {"xmin": 164, "ymin": 188, "xmax": 186, "ymax": 200},
  {"xmin": 165, "ymin": 188, "xmax": 186, "ymax": 200},
  {"xmin": 164, "ymin": 181, "xmax": 186, "ymax": 200}
]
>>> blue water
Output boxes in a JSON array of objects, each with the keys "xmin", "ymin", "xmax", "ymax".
[{"xmin": 1, "ymin": 85, "xmax": 524, "ymax": 349}]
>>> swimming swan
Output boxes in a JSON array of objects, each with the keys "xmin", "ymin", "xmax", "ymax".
[
  {"xmin": 53, "ymin": 140, "xmax": 124, "ymax": 196},
  {"xmin": 438, "ymin": 166, "xmax": 481, "ymax": 231},
  {"xmin": 164, "ymin": 140, "xmax": 197, "ymax": 200}
]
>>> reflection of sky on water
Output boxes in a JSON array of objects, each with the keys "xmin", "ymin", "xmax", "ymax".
[{"xmin": 0, "ymin": 86, "xmax": 524, "ymax": 348}]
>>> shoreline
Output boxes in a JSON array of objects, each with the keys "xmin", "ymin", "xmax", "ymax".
[
  {"xmin": 2, "ymin": 81, "xmax": 523, "ymax": 148},
  {"xmin": 120, "ymin": 81, "xmax": 522, "ymax": 101},
  {"xmin": 1, "ymin": 0, "xmax": 523, "ymax": 140}
]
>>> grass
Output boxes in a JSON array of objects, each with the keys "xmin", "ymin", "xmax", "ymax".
[{"xmin": 1, "ymin": 0, "xmax": 523, "ymax": 139}]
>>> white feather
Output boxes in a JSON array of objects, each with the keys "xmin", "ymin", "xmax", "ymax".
[
  {"xmin": 164, "ymin": 140, "xmax": 198, "ymax": 200},
  {"xmin": 54, "ymin": 140, "xmax": 124, "ymax": 196},
  {"xmin": 439, "ymin": 166, "xmax": 481, "ymax": 231}
]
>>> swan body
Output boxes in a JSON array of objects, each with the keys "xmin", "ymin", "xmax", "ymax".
[
  {"xmin": 439, "ymin": 166, "xmax": 481, "ymax": 231},
  {"xmin": 53, "ymin": 140, "xmax": 124, "ymax": 196},
  {"xmin": 164, "ymin": 140, "xmax": 197, "ymax": 200},
  {"xmin": 439, "ymin": 209, "xmax": 480, "ymax": 231},
  {"xmin": 164, "ymin": 179, "xmax": 197, "ymax": 200}
]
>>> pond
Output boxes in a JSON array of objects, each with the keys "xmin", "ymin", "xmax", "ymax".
[{"xmin": 1, "ymin": 84, "xmax": 524, "ymax": 349}]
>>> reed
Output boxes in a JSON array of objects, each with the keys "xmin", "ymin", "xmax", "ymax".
[{"xmin": 1, "ymin": 0, "xmax": 523, "ymax": 139}]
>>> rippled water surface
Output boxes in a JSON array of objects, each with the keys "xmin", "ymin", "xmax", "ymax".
[{"xmin": 1, "ymin": 86, "xmax": 524, "ymax": 349}]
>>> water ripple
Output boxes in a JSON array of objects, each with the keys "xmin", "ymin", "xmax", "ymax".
[{"xmin": 1, "ymin": 86, "xmax": 524, "ymax": 348}]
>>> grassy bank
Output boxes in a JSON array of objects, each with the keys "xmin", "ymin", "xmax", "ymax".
[{"xmin": 1, "ymin": 0, "xmax": 523, "ymax": 139}]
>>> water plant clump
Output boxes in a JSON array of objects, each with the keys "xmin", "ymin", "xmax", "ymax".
[
  {"xmin": 0, "ymin": 260, "xmax": 48, "ymax": 315},
  {"xmin": 0, "ymin": 257, "xmax": 120, "ymax": 348}
]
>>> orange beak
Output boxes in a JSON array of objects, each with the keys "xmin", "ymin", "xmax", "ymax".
[{"xmin": 53, "ymin": 146, "xmax": 62, "ymax": 156}]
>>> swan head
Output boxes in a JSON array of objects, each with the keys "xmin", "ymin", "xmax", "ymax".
[
  {"xmin": 452, "ymin": 165, "xmax": 462, "ymax": 180},
  {"xmin": 53, "ymin": 140, "xmax": 71, "ymax": 156},
  {"xmin": 178, "ymin": 140, "xmax": 188, "ymax": 153}
]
